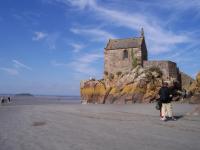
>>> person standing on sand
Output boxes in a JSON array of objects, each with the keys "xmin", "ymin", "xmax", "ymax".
[
  {"xmin": 0, "ymin": 97, "xmax": 3, "ymax": 104},
  {"xmin": 159, "ymin": 82, "xmax": 176, "ymax": 121},
  {"xmin": 8, "ymin": 96, "xmax": 11, "ymax": 103}
]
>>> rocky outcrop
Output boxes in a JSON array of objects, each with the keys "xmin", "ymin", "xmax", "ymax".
[
  {"xmin": 180, "ymin": 72, "xmax": 194, "ymax": 91},
  {"xmin": 189, "ymin": 72, "xmax": 200, "ymax": 94},
  {"xmin": 80, "ymin": 66, "xmax": 174, "ymax": 104},
  {"xmin": 80, "ymin": 80, "xmax": 107, "ymax": 104},
  {"xmin": 188, "ymin": 72, "xmax": 200, "ymax": 104}
]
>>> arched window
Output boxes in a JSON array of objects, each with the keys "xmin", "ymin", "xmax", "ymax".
[{"xmin": 123, "ymin": 50, "xmax": 128, "ymax": 59}]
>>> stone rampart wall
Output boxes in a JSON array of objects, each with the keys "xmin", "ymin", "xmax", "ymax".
[{"xmin": 143, "ymin": 60, "xmax": 178, "ymax": 80}]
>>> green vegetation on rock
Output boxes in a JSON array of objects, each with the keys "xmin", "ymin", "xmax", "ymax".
[
  {"xmin": 108, "ymin": 73, "xmax": 114, "ymax": 80},
  {"xmin": 116, "ymin": 71, "xmax": 122, "ymax": 76},
  {"xmin": 104, "ymin": 71, "xmax": 108, "ymax": 76},
  {"xmin": 131, "ymin": 50, "xmax": 138, "ymax": 69}
]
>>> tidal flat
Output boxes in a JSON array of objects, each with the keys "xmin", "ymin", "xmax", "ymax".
[{"xmin": 0, "ymin": 96, "xmax": 200, "ymax": 150}]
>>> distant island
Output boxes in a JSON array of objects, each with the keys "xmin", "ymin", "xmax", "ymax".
[{"xmin": 14, "ymin": 93, "xmax": 34, "ymax": 97}]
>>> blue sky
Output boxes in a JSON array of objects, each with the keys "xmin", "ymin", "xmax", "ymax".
[{"xmin": 0, "ymin": 0, "xmax": 199, "ymax": 95}]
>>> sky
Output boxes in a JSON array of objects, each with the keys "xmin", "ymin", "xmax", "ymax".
[{"xmin": 0, "ymin": 0, "xmax": 200, "ymax": 95}]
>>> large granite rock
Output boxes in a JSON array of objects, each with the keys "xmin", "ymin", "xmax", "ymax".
[
  {"xmin": 80, "ymin": 66, "xmax": 168, "ymax": 104},
  {"xmin": 189, "ymin": 72, "xmax": 200, "ymax": 94},
  {"xmin": 188, "ymin": 72, "xmax": 200, "ymax": 104},
  {"xmin": 80, "ymin": 80, "xmax": 107, "ymax": 104},
  {"xmin": 80, "ymin": 67, "xmax": 199, "ymax": 104},
  {"xmin": 180, "ymin": 72, "xmax": 194, "ymax": 91}
]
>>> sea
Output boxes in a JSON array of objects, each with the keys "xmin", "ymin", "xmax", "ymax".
[{"xmin": 0, "ymin": 94, "xmax": 81, "ymax": 105}]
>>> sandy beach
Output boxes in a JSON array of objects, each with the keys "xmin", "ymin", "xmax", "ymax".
[{"xmin": 0, "ymin": 97, "xmax": 200, "ymax": 150}]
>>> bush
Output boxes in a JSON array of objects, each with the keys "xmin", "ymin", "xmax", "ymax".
[
  {"xmin": 104, "ymin": 71, "xmax": 108, "ymax": 76},
  {"xmin": 109, "ymin": 73, "xmax": 114, "ymax": 80},
  {"xmin": 116, "ymin": 71, "xmax": 122, "ymax": 76},
  {"xmin": 148, "ymin": 67, "xmax": 162, "ymax": 77}
]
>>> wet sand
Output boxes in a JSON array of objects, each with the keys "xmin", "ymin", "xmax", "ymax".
[{"xmin": 0, "ymin": 97, "xmax": 200, "ymax": 150}]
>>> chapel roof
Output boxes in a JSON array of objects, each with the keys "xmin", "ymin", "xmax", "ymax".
[{"xmin": 105, "ymin": 37, "xmax": 143, "ymax": 50}]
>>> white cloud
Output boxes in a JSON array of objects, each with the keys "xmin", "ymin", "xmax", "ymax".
[
  {"xmin": 67, "ymin": 0, "xmax": 95, "ymax": 9},
  {"xmin": 32, "ymin": 31, "xmax": 60, "ymax": 49},
  {"xmin": 69, "ymin": 54, "xmax": 103, "ymax": 75},
  {"xmin": 32, "ymin": 31, "xmax": 47, "ymax": 41},
  {"xmin": 52, "ymin": 53, "xmax": 103, "ymax": 75},
  {"xmin": 70, "ymin": 43, "xmax": 84, "ymax": 53},
  {"xmin": 166, "ymin": 0, "xmax": 200, "ymax": 11},
  {"xmin": 0, "ymin": 60, "xmax": 32, "ymax": 76},
  {"xmin": 12, "ymin": 59, "xmax": 32, "ymax": 71},
  {"xmin": 0, "ymin": 67, "xmax": 19, "ymax": 76},
  {"xmin": 94, "ymin": 3, "xmax": 189, "ymax": 53},
  {"xmin": 70, "ymin": 27, "xmax": 116, "ymax": 42},
  {"xmin": 43, "ymin": 0, "xmax": 199, "ymax": 78},
  {"xmin": 106, "ymin": 0, "xmax": 200, "ymax": 14},
  {"xmin": 52, "ymin": 0, "xmax": 96, "ymax": 9},
  {"xmin": 51, "ymin": 60, "xmax": 68, "ymax": 67},
  {"xmin": 69, "ymin": 53, "xmax": 103, "ymax": 74},
  {"xmin": 12, "ymin": 11, "xmax": 41, "ymax": 26},
  {"xmin": 45, "ymin": 32, "xmax": 60, "ymax": 49},
  {"xmin": 78, "ymin": 53, "xmax": 103, "ymax": 63},
  {"xmin": 58, "ymin": 0, "xmax": 190, "ymax": 54}
]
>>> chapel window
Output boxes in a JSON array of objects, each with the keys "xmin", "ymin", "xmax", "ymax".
[{"xmin": 123, "ymin": 50, "xmax": 128, "ymax": 59}]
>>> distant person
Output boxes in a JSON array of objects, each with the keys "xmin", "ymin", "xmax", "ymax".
[
  {"xmin": 159, "ymin": 82, "xmax": 176, "ymax": 121},
  {"xmin": 181, "ymin": 89, "xmax": 187, "ymax": 100},
  {"xmin": 8, "ymin": 96, "xmax": 11, "ymax": 103},
  {"xmin": 1, "ymin": 96, "xmax": 5, "ymax": 104},
  {"xmin": 0, "ymin": 97, "xmax": 3, "ymax": 104}
]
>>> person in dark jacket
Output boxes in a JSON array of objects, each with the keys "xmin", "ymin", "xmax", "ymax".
[{"xmin": 159, "ymin": 82, "xmax": 176, "ymax": 121}]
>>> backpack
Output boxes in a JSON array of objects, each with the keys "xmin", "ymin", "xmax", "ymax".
[{"xmin": 155, "ymin": 100, "xmax": 162, "ymax": 110}]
